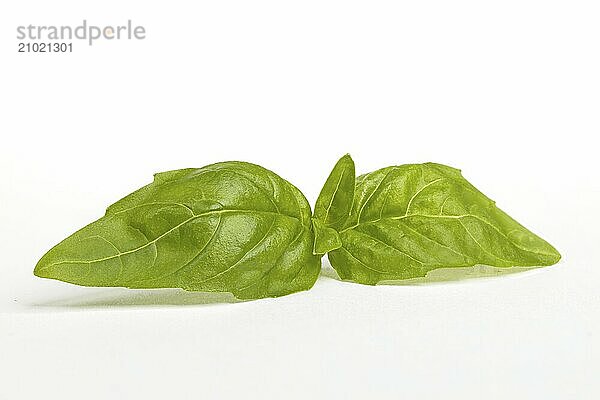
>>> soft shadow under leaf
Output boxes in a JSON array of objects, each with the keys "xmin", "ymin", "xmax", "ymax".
[
  {"xmin": 32, "ymin": 288, "xmax": 243, "ymax": 308},
  {"xmin": 380, "ymin": 265, "xmax": 543, "ymax": 285}
]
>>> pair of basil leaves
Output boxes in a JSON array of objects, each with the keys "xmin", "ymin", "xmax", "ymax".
[{"xmin": 34, "ymin": 155, "xmax": 561, "ymax": 300}]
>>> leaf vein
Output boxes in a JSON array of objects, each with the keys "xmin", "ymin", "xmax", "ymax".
[{"xmin": 42, "ymin": 210, "xmax": 300, "ymax": 269}]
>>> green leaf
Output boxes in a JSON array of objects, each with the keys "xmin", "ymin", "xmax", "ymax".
[
  {"xmin": 313, "ymin": 154, "xmax": 355, "ymax": 230},
  {"xmin": 311, "ymin": 218, "xmax": 342, "ymax": 255},
  {"xmin": 327, "ymin": 163, "xmax": 561, "ymax": 285},
  {"xmin": 34, "ymin": 162, "xmax": 321, "ymax": 300}
]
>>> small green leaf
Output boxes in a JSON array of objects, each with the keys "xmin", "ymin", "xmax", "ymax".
[
  {"xmin": 34, "ymin": 162, "xmax": 321, "ymax": 300},
  {"xmin": 311, "ymin": 218, "xmax": 342, "ymax": 255},
  {"xmin": 313, "ymin": 154, "xmax": 355, "ymax": 231},
  {"xmin": 327, "ymin": 163, "xmax": 561, "ymax": 285}
]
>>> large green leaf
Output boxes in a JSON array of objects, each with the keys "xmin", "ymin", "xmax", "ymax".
[
  {"xmin": 35, "ymin": 162, "xmax": 321, "ymax": 299},
  {"xmin": 327, "ymin": 162, "xmax": 561, "ymax": 284}
]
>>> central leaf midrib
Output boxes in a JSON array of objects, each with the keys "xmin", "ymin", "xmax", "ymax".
[
  {"xmin": 340, "ymin": 213, "xmax": 557, "ymax": 258},
  {"xmin": 45, "ymin": 209, "xmax": 302, "ymax": 267}
]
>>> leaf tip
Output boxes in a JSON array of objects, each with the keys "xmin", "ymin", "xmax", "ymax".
[
  {"xmin": 339, "ymin": 153, "xmax": 354, "ymax": 165},
  {"xmin": 548, "ymin": 247, "xmax": 562, "ymax": 265},
  {"xmin": 33, "ymin": 258, "xmax": 51, "ymax": 279}
]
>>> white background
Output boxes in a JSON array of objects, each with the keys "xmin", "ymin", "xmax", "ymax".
[{"xmin": 1, "ymin": 1, "xmax": 599, "ymax": 399}]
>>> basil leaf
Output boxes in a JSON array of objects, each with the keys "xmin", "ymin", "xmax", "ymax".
[
  {"xmin": 34, "ymin": 162, "xmax": 321, "ymax": 299},
  {"xmin": 327, "ymin": 163, "xmax": 561, "ymax": 284},
  {"xmin": 313, "ymin": 154, "xmax": 355, "ymax": 230}
]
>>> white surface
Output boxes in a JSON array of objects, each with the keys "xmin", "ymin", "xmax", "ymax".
[{"xmin": 1, "ymin": 1, "xmax": 599, "ymax": 399}]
